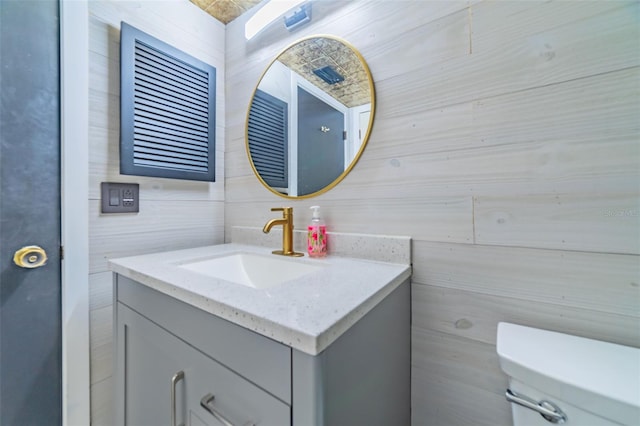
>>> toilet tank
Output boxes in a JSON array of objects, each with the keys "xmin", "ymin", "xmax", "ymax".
[{"xmin": 497, "ymin": 322, "xmax": 640, "ymax": 425}]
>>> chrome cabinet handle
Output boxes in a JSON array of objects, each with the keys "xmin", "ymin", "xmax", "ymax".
[
  {"xmin": 506, "ymin": 389, "xmax": 567, "ymax": 424},
  {"xmin": 171, "ymin": 371, "xmax": 185, "ymax": 426},
  {"xmin": 200, "ymin": 393, "xmax": 255, "ymax": 426}
]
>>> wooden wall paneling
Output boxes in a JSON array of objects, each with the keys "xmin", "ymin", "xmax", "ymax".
[
  {"xmin": 412, "ymin": 283, "xmax": 640, "ymax": 348},
  {"xmin": 88, "ymin": 124, "xmax": 225, "ymax": 201},
  {"xmin": 226, "ymin": 135, "xmax": 640, "ymax": 204},
  {"xmin": 89, "ymin": 0, "xmax": 225, "ymax": 64},
  {"xmin": 90, "ymin": 305, "xmax": 113, "ymax": 385},
  {"xmin": 90, "ymin": 200, "xmax": 224, "ymax": 237},
  {"xmin": 376, "ymin": 12, "xmax": 639, "ymax": 122},
  {"xmin": 90, "ymin": 377, "xmax": 113, "ymax": 426},
  {"xmin": 88, "ymin": 49, "xmax": 119, "ymax": 97},
  {"xmin": 88, "ymin": 3, "xmax": 226, "ymax": 422},
  {"xmin": 471, "ymin": 68, "xmax": 640, "ymax": 150},
  {"xmin": 225, "ymin": 0, "xmax": 470, "ymax": 77},
  {"xmin": 411, "ymin": 328, "xmax": 512, "ymax": 426},
  {"xmin": 223, "ymin": 0, "xmax": 472, "ymax": 146},
  {"xmin": 412, "ymin": 240, "xmax": 640, "ymax": 316},
  {"xmin": 472, "ymin": 1, "xmax": 638, "ymax": 59},
  {"xmin": 412, "ymin": 369, "xmax": 511, "ymax": 426},
  {"xmin": 224, "ymin": 177, "xmax": 272, "ymax": 203},
  {"xmin": 322, "ymin": 0, "xmax": 469, "ymax": 53},
  {"xmin": 225, "ymin": 136, "xmax": 252, "ymax": 179},
  {"xmin": 339, "ymin": 70, "xmax": 640, "ymax": 199},
  {"xmin": 365, "ymin": 102, "xmax": 475, "ymax": 160},
  {"xmin": 89, "ymin": 272, "xmax": 116, "ymax": 388},
  {"xmin": 89, "ymin": 271, "xmax": 113, "ymax": 312},
  {"xmin": 474, "ymin": 193, "xmax": 640, "ymax": 254},
  {"xmin": 226, "ymin": 104, "xmax": 248, "ymax": 136},
  {"xmin": 220, "ymin": 2, "xmax": 640, "ymax": 425},
  {"xmin": 89, "ymin": 200, "xmax": 224, "ymax": 273},
  {"xmin": 412, "ymin": 326, "xmax": 506, "ymax": 395},
  {"xmin": 89, "ymin": 174, "xmax": 226, "ymax": 203},
  {"xmin": 361, "ymin": 7, "xmax": 471, "ymax": 82},
  {"xmin": 89, "ymin": 200, "xmax": 224, "ymax": 239},
  {"xmin": 331, "ymin": 140, "xmax": 637, "ymax": 201},
  {"xmin": 225, "ymin": 196, "xmax": 473, "ymax": 243},
  {"xmin": 88, "ymin": 89, "xmax": 118, "ymax": 130},
  {"xmin": 90, "ymin": 226, "xmax": 224, "ymax": 273}
]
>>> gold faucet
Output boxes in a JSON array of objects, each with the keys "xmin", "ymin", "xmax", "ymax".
[{"xmin": 263, "ymin": 207, "xmax": 304, "ymax": 257}]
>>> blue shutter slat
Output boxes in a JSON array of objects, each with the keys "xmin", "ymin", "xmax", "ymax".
[
  {"xmin": 135, "ymin": 49, "xmax": 208, "ymax": 90},
  {"xmin": 134, "ymin": 79, "xmax": 209, "ymax": 111},
  {"xmin": 134, "ymin": 91, "xmax": 208, "ymax": 120},
  {"xmin": 135, "ymin": 136, "xmax": 208, "ymax": 154},
  {"xmin": 134, "ymin": 63, "xmax": 208, "ymax": 101},
  {"xmin": 133, "ymin": 146, "xmax": 209, "ymax": 164},
  {"xmin": 134, "ymin": 71, "xmax": 208, "ymax": 105},
  {"xmin": 134, "ymin": 103, "xmax": 208, "ymax": 131},
  {"xmin": 134, "ymin": 128, "xmax": 208, "ymax": 149},
  {"xmin": 133, "ymin": 115, "xmax": 208, "ymax": 140},
  {"xmin": 134, "ymin": 159, "xmax": 208, "ymax": 173},
  {"xmin": 134, "ymin": 42, "xmax": 208, "ymax": 84}
]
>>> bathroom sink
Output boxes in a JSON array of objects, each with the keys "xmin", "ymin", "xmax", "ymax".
[{"xmin": 178, "ymin": 252, "xmax": 323, "ymax": 289}]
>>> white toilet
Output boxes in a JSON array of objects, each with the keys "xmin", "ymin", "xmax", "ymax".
[{"xmin": 497, "ymin": 322, "xmax": 640, "ymax": 425}]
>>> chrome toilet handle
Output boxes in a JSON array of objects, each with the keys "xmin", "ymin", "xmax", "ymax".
[{"xmin": 506, "ymin": 389, "xmax": 567, "ymax": 424}]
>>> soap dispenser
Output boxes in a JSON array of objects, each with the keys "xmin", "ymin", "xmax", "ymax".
[{"xmin": 307, "ymin": 206, "xmax": 327, "ymax": 258}]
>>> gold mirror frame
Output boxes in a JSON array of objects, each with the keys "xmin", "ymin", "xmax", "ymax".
[{"xmin": 245, "ymin": 34, "xmax": 376, "ymax": 199}]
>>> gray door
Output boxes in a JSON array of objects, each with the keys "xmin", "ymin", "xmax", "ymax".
[
  {"xmin": 0, "ymin": 1, "xmax": 62, "ymax": 425},
  {"xmin": 297, "ymin": 87, "xmax": 344, "ymax": 196}
]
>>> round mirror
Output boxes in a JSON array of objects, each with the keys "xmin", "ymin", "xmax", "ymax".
[{"xmin": 246, "ymin": 35, "xmax": 375, "ymax": 198}]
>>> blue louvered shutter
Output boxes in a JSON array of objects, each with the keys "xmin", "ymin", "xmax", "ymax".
[
  {"xmin": 120, "ymin": 22, "xmax": 216, "ymax": 181},
  {"xmin": 248, "ymin": 89, "xmax": 288, "ymax": 189}
]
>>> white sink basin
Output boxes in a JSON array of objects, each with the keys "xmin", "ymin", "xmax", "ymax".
[{"xmin": 178, "ymin": 252, "xmax": 323, "ymax": 289}]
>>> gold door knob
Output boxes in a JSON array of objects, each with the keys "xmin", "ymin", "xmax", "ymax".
[{"xmin": 13, "ymin": 245, "xmax": 48, "ymax": 268}]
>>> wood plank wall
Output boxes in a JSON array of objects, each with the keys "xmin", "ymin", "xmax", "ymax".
[
  {"xmin": 87, "ymin": 2, "xmax": 225, "ymax": 424},
  {"xmin": 225, "ymin": 1, "xmax": 640, "ymax": 425}
]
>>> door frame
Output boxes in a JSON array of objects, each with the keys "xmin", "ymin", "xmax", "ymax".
[{"xmin": 60, "ymin": 0, "xmax": 91, "ymax": 424}]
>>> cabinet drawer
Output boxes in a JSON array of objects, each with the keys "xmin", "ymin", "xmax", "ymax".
[
  {"xmin": 116, "ymin": 275, "xmax": 291, "ymax": 404},
  {"xmin": 119, "ymin": 303, "xmax": 290, "ymax": 426}
]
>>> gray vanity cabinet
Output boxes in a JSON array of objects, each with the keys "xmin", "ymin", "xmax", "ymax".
[
  {"xmin": 114, "ymin": 275, "xmax": 291, "ymax": 426},
  {"xmin": 117, "ymin": 304, "xmax": 289, "ymax": 425},
  {"xmin": 114, "ymin": 274, "xmax": 410, "ymax": 426}
]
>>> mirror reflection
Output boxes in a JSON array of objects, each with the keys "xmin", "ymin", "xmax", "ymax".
[{"xmin": 247, "ymin": 35, "xmax": 375, "ymax": 198}]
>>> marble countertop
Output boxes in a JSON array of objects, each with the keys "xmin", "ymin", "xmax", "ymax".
[{"xmin": 109, "ymin": 242, "xmax": 411, "ymax": 355}]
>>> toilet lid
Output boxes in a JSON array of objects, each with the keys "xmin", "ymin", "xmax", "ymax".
[{"xmin": 497, "ymin": 322, "xmax": 640, "ymax": 424}]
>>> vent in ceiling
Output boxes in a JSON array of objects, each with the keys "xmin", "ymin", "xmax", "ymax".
[{"xmin": 313, "ymin": 66, "xmax": 344, "ymax": 85}]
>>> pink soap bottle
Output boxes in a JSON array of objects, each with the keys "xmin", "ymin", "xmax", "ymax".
[{"xmin": 307, "ymin": 206, "xmax": 327, "ymax": 258}]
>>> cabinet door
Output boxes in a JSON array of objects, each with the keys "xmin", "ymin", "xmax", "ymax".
[
  {"xmin": 116, "ymin": 303, "xmax": 290, "ymax": 426},
  {"xmin": 117, "ymin": 303, "xmax": 187, "ymax": 425}
]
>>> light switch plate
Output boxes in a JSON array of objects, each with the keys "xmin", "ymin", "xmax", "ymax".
[{"xmin": 101, "ymin": 182, "xmax": 139, "ymax": 213}]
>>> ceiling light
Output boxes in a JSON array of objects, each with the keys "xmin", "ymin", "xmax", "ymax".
[
  {"xmin": 245, "ymin": 0, "xmax": 308, "ymax": 40},
  {"xmin": 284, "ymin": 3, "xmax": 311, "ymax": 32}
]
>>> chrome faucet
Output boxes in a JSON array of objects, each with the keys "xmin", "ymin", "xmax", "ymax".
[{"xmin": 263, "ymin": 207, "xmax": 304, "ymax": 257}]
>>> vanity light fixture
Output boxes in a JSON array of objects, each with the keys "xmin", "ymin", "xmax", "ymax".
[{"xmin": 245, "ymin": 0, "xmax": 309, "ymax": 40}]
